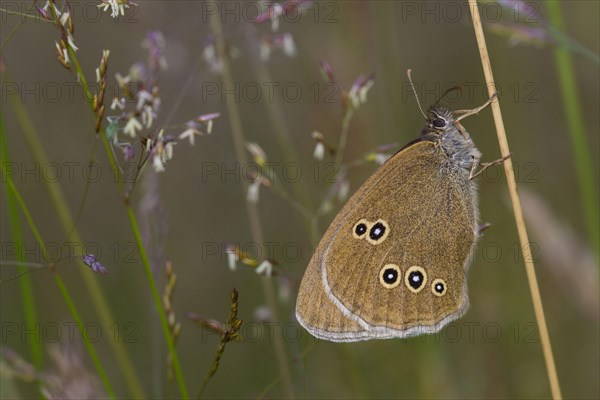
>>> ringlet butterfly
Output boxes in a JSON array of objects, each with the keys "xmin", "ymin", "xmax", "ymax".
[{"xmin": 295, "ymin": 70, "xmax": 509, "ymax": 342}]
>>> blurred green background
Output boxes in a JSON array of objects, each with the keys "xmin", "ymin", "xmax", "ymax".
[{"xmin": 1, "ymin": 1, "xmax": 598, "ymax": 399}]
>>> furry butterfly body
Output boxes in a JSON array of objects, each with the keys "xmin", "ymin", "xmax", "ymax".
[{"xmin": 296, "ymin": 104, "xmax": 485, "ymax": 342}]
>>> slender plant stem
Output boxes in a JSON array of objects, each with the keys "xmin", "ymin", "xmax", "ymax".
[
  {"xmin": 208, "ymin": 5, "xmax": 295, "ymax": 398},
  {"xmin": 197, "ymin": 289, "xmax": 241, "ymax": 399},
  {"xmin": 67, "ymin": 47, "xmax": 122, "ymax": 186},
  {"xmin": 0, "ymin": 8, "xmax": 53, "ymax": 21},
  {"xmin": 334, "ymin": 112, "xmax": 353, "ymax": 168},
  {"xmin": 1, "ymin": 18, "xmax": 23, "ymax": 50},
  {"xmin": 468, "ymin": 2, "xmax": 562, "ymax": 399},
  {"xmin": 53, "ymin": 274, "xmax": 115, "ymax": 398},
  {"xmin": 544, "ymin": 1, "xmax": 599, "ymax": 263},
  {"xmin": 126, "ymin": 206, "xmax": 189, "ymax": 399},
  {"xmin": 269, "ymin": 182, "xmax": 314, "ymax": 221},
  {"xmin": 0, "ymin": 261, "xmax": 44, "ymax": 268},
  {"xmin": 66, "ymin": 47, "xmax": 189, "ymax": 398},
  {"xmin": 1, "ymin": 120, "xmax": 43, "ymax": 369},
  {"xmin": 1, "ymin": 167, "xmax": 116, "ymax": 399},
  {"xmin": 244, "ymin": 25, "xmax": 314, "ymax": 237},
  {"xmin": 5, "ymin": 72, "xmax": 146, "ymax": 398}
]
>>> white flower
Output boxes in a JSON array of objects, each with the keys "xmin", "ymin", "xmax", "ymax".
[
  {"xmin": 282, "ymin": 34, "xmax": 296, "ymax": 57},
  {"xmin": 136, "ymin": 90, "xmax": 153, "ymax": 111},
  {"xmin": 123, "ymin": 115, "xmax": 142, "ymax": 137},
  {"xmin": 59, "ymin": 12, "xmax": 70, "ymax": 27},
  {"xmin": 347, "ymin": 75, "xmax": 375, "ymax": 110},
  {"xmin": 197, "ymin": 112, "xmax": 220, "ymax": 133},
  {"xmin": 179, "ymin": 114, "xmax": 218, "ymax": 145},
  {"xmin": 111, "ymin": 97, "xmax": 125, "ymax": 110},
  {"xmin": 153, "ymin": 155, "xmax": 165, "ymax": 172},
  {"xmin": 202, "ymin": 43, "xmax": 223, "ymax": 73},
  {"xmin": 115, "ymin": 73, "xmax": 130, "ymax": 88},
  {"xmin": 348, "ymin": 86, "xmax": 360, "ymax": 108},
  {"xmin": 246, "ymin": 142, "xmax": 267, "ymax": 165},
  {"xmin": 247, "ymin": 181, "xmax": 261, "ymax": 203},
  {"xmin": 313, "ymin": 142, "xmax": 325, "ymax": 161},
  {"xmin": 152, "ymin": 143, "xmax": 174, "ymax": 172},
  {"xmin": 179, "ymin": 126, "xmax": 201, "ymax": 146},
  {"xmin": 98, "ymin": 0, "xmax": 130, "ymax": 19},
  {"xmin": 44, "ymin": 1, "xmax": 61, "ymax": 16},
  {"xmin": 141, "ymin": 105, "xmax": 155, "ymax": 128},
  {"xmin": 359, "ymin": 79, "xmax": 374, "ymax": 103},
  {"xmin": 151, "ymin": 130, "xmax": 175, "ymax": 172},
  {"xmin": 117, "ymin": 0, "xmax": 128, "ymax": 16},
  {"xmin": 277, "ymin": 277, "xmax": 292, "ymax": 302},
  {"xmin": 337, "ymin": 179, "xmax": 350, "ymax": 202},
  {"xmin": 374, "ymin": 153, "xmax": 390, "ymax": 165},
  {"xmin": 311, "ymin": 131, "xmax": 326, "ymax": 160},
  {"xmin": 253, "ymin": 305, "xmax": 272, "ymax": 322},
  {"xmin": 198, "ymin": 113, "xmax": 220, "ymax": 121},
  {"xmin": 97, "ymin": 1, "xmax": 110, "ymax": 14},
  {"xmin": 255, "ymin": 260, "xmax": 273, "ymax": 277},
  {"xmin": 203, "ymin": 43, "xmax": 216, "ymax": 60},
  {"xmin": 270, "ymin": 3, "xmax": 283, "ymax": 31},
  {"xmin": 62, "ymin": 48, "xmax": 69, "ymax": 64},
  {"xmin": 164, "ymin": 141, "xmax": 174, "ymax": 160},
  {"xmin": 226, "ymin": 247, "xmax": 239, "ymax": 271},
  {"xmin": 128, "ymin": 63, "xmax": 145, "ymax": 82}
]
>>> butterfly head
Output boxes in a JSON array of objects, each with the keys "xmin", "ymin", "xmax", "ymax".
[
  {"xmin": 425, "ymin": 106, "xmax": 455, "ymax": 133},
  {"xmin": 421, "ymin": 105, "xmax": 481, "ymax": 169},
  {"xmin": 421, "ymin": 105, "xmax": 469, "ymax": 142}
]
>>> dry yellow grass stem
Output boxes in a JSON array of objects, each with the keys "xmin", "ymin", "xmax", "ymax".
[{"xmin": 468, "ymin": 1, "xmax": 562, "ymax": 399}]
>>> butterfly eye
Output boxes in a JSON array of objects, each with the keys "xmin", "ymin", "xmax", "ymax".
[
  {"xmin": 405, "ymin": 266, "xmax": 428, "ymax": 293},
  {"xmin": 432, "ymin": 117, "xmax": 447, "ymax": 129},
  {"xmin": 431, "ymin": 278, "xmax": 447, "ymax": 297},
  {"xmin": 379, "ymin": 264, "xmax": 401, "ymax": 289},
  {"xmin": 366, "ymin": 219, "xmax": 390, "ymax": 245},
  {"xmin": 352, "ymin": 219, "xmax": 369, "ymax": 239}
]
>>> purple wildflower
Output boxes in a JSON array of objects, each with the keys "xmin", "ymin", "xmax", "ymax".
[
  {"xmin": 319, "ymin": 61, "xmax": 335, "ymax": 83},
  {"xmin": 121, "ymin": 143, "xmax": 135, "ymax": 161},
  {"xmin": 81, "ymin": 254, "xmax": 108, "ymax": 275}
]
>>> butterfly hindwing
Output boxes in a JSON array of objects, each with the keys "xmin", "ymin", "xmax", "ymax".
[{"xmin": 296, "ymin": 140, "xmax": 479, "ymax": 341}]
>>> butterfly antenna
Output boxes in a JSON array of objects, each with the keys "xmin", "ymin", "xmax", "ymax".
[
  {"xmin": 407, "ymin": 69, "xmax": 427, "ymax": 120},
  {"xmin": 434, "ymin": 85, "xmax": 463, "ymax": 105}
]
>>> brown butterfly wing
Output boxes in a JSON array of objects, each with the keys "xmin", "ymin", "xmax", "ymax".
[
  {"xmin": 295, "ymin": 240, "xmax": 369, "ymax": 341},
  {"xmin": 296, "ymin": 140, "xmax": 478, "ymax": 341}
]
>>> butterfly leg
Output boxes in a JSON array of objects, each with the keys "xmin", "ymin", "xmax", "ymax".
[
  {"xmin": 454, "ymin": 93, "xmax": 498, "ymax": 121},
  {"xmin": 469, "ymin": 153, "xmax": 512, "ymax": 180}
]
